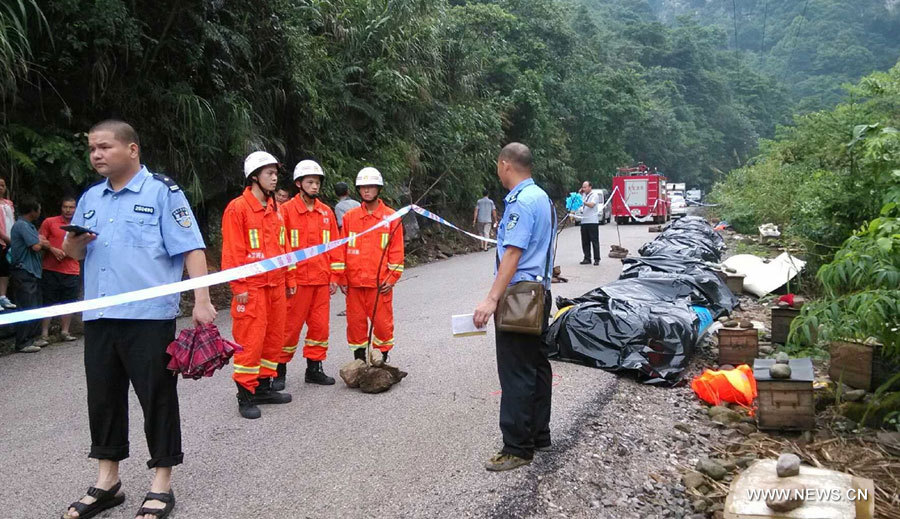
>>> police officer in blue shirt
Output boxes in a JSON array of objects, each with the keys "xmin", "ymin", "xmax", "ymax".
[
  {"xmin": 62, "ymin": 120, "xmax": 216, "ymax": 519},
  {"xmin": 474, "ymin": 143, "xmax": 556, "ymax": 472}
]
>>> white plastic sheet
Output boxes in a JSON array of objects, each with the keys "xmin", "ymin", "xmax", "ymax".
[{"xmin": 722, "ymin": 252, "xmax": 806, "ymax": 297}]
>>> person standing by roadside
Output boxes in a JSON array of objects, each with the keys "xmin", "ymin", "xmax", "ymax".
[
  {"xmin": 276, "ymin": 160, "xmax": 341, "ymax": 388},
  {"xmin": 338, "ymin": 167, "xmax": 404, "ymax": 363},
  {"xmin": 578, "ymin": 181, "xmax": 600, "ymax": 265},
  {"xmin": 0, "ymin": 178, "xmax": 18, "ymax": 311},
  {"xmin": 474, "ymin": 143, "xmax": 555, "ymax": 472},
  {"xmin": 472, "ymin": 189, "xmax": 498, "ymax": 252},
  {"xmin": 9, "ymin": 197, "xmax": 50, "ymax": 352},
  {"xmin": 222, "ymin": 151, "xmax": 293, "ymax": 420},
  {"xmin": 333, "ymin": 181, "xmax": 360, "ymax": 232},
  {"xmin": 38, "ymin": 195, "xmax": 81, "ymax": 344},
  {"xmin": 61, "ymin": 120, "xmax": 216, "ymax": 519}
]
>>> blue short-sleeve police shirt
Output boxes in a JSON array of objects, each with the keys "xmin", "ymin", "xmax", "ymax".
[
  {"xmin": 496, "ymin": 178, "xmax": 555, "ymax": 287},
  {"xmin": 71, "ymin": 166, "xmax": 206, "ymax": 321}
]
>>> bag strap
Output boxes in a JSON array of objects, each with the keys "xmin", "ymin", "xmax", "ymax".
[{"xmin": 539, "ymin": 198, "xmax": 556, "ymax": 283}]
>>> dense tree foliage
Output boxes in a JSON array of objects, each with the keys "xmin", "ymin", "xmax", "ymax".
[
  {"xmin": 0, "ymin": 0, "xmax": 893, "ymax": 234},
  {"xmin": 710, "ymin": 61, "xmax": 900, "ymax": 267},
  {"xmin": 643, "ymin": 0, "xmax": 900, "ymax": 111}
]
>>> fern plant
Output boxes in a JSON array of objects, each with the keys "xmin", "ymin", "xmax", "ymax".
[{"xmin": 791, "ymin": 126, "xmax": 900, "ymax": 358}]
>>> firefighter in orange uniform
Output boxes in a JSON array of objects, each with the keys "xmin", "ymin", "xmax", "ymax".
[
  {"xmin": 274, "ymin": 160, "xmax": 341, "ymax": 389},
  {"xmin": 222, "ymin": 151, "xmax": 293, "ymax": 420},
  {"xmin": 338, "ymin": 167, "xmax": 404, "ymax": 363}
]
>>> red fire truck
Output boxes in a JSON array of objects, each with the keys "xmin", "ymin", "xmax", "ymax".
[{"xmin": 611, "ymin": 163, "xmax": 670, "ymax": 224}]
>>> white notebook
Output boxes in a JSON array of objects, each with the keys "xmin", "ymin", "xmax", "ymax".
[{"xmin": 452, "ymin": 313, "xmax": 488, "ymax": 337}]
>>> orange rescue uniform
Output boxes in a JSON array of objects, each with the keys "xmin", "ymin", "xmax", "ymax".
[
  {"xmin": 222, "ymin": 187, "xmax": 292, "ymax": 391},
  {"xmin": 338, "ymin": 200, "xmax": 404, "ymax": 353},
  {"xmin": 280, "ymin": 196, "xmax": 344, "ymax": 363}
]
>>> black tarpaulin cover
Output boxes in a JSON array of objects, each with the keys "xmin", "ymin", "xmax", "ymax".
[
  {"xmin": 545, "ymin": 298, "xmax": 699, "ymax": 385},
  {"xmin": 638, "ymin": 216, "xmax": 727, "ymax": 263},
  {"xmin": 545, "ymin": 216, "xmax": 731, "ymax": 384}
]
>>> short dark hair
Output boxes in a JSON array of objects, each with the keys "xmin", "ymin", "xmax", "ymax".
[
  {"xmin": 482, "ymin": 188, "xmax": 489, "ymax": 197},
  {"xmin": 61, "ymin": 195, "xmax": 77, "ymax": 204},
  {"xmin": 275, "ymin": 185, "xmax": 291, "ymax": 194},
  {"xmin": 18, "ymin": 197, "xmax": 40, "ymax": 215},
  {"xmin": 498, "ymin": 142, "xmax": 532, "ymax": 170},
  {"xmin": 89, "ymin": 119, "xmax": 140, "ymax": 146},
  {"xmin": 334, "ymin": 182, "xmax": 349, "ymax": 197},
  {"xmin": 584, "ymin": 180, "xmax": 592, "ymax": 188}
]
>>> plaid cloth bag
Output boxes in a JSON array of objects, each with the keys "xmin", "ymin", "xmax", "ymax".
[{"xmin": 166, "ymin": 323, "xmax": 242, "ymax": 379}]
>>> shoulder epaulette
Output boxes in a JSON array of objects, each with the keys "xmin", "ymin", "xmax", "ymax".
[{"xmin": 151, "ymin": 172, "xmax": 181, "ymax": 192}]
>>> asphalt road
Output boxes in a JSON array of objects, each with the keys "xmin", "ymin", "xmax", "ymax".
[{"xmin": 0, "ymin": 219, "xmax": 654, "ymax": 519}]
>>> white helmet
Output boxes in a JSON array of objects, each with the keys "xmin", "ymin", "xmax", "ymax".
[
  {"xmin": 355, "ymin": 167, "xmax": 384, "ymax": 187},
  {"xmin": 293, "ymin": 160, "xmax": 325, "ymax": 181},
  {"xmin": 243, "ymin": 151, "xmax": 280, "ymax": 178}
]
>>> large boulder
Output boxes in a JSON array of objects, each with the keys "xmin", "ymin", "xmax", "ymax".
[{"xmin": 339, "ymin": 359, "xmax": 367, "ymax": 388}]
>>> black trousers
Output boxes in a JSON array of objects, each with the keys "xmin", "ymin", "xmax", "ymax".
[
  {"xmin": 11, "ymin": 268, "xmax": 41, "ymax": 350},
  {"xmin": 84, "ymin": 319, "xmax": 183, "ymax": 468},
  {"xmin": 580, "ymin": 223, "xmax": 600, "ymax": 261},
  {"xmin": 495, "ymin": 291, "xmax": 552, "ymax": 459}
]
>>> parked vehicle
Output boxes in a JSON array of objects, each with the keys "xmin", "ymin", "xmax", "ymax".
[
  {"xmin": 686, "ymin": 189, "xmax": 702, "ymax": 202},
  {"xmin": 612, "ymin": 164, "xmax": 669, "ymax": 224},
  {"xmin": 670, "ymin": 194, "xmax": 688, "ymax": 218},
  {"xmin": 573, "ymin": 188, "xmax": 612, "ymax": 225}
]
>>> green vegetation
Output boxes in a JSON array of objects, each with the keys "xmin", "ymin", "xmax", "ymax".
[
  {"xmin": 711, "ymin": 62, "xmax": 900, "ymax": 262},
  {"xmin": 646, "ymin": 0, "xmax": 900, "ymax": 111},
  {"xmin": 1, "ymin": 0, "xmax": 799, "ymax": 228}
]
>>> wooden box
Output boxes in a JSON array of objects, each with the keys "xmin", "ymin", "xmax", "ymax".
[
  {"xmin": 829, "ymin": 340, "xmax": 900, "ymax": 391},
  {"xmin": 718, "ymin": 327, "xmax": 758, "ymax": 366},
  {"xmin": 771, "ymin": 306, "xmax": 800, "ymax": 344},
  {"xmin": 753, "ymin": 358, "xmax": 815, "ymax": 431},
  {"xmin": 725, "ymin": 274, "xmax": 745, "ymax": 295}
]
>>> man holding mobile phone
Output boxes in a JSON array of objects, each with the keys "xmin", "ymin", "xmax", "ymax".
[{"xmin": 61, "ymin": 120, "xmax": 216, "ymax": 519}]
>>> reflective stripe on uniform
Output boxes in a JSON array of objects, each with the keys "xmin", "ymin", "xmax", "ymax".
[
  {"xmin": 290, "ymin": 229, "xmax": 299, "ymax": 248},
  {"xmin": 348, "ymin": 341, "xmax": 368, "ymax": 349},
  {"xmin": 260, "ymin": 358, "xmax": 278, "ymax": 370},
  {"xmin": 304, "ymin": 339, "xmax": 328, "ymax": 346},
  {"xmin": 282, "ymin": 345, "xmax": 298, "ymax": 353},
  {"xmin": 348, "ymin": 232, "xmax": 357, "ymax": 247},
  {"xmin": 279, "ymin": 226, "xmax": 286, "ymax": 246},
  {"xmin": 248, "ymin": 229, "xmax": 260, "ymax": 249},
  {"xmin": 322, "ymin": 230, "xmax": 331, "ymax": 244},
  {"xmin": 380, "ymin": 233, "xmax": 389, "ymax": 249},
  {"xmin": 331, "ymin": 262, "xmax": 345, "ymax": 271},
  {"xmin": 233, "ymin": 363, "xmax": 260, "ymax": 374},
  {"xmin": 372, "ymin": 336, "xmax": 394, "ymax": 346},
  {"xmin": 387, "ymin": 263, "xmax": 404, "ymax": 272}
]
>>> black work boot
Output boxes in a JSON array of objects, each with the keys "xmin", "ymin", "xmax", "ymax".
[
  {"xmin": 236, "ymin": 382, "xmax": 261, "ymax": 419},
  {"xmin": 353, "ymin": 348, "xmax": 366, "ymax": 362},
  {"xmin": 305, "ymin": 360, "xmax": 336, "ymax": 385},
  {"xmin": 272, "ymin": 363, "xmax": 287, "ymax": 391},
  {"xmin": 253, "ymin": 377, "xmax": 292, "ymax": 405},
  {"xmin": 381, "ymin": 350, "xmax": 389, "ymax": 364}
]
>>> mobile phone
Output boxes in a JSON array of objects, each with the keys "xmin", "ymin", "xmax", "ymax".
[{"xmin": 60, "ymin": 224, "xmax": 97, "ymax": 235}]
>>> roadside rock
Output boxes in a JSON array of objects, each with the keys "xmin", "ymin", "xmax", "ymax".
[
  {"xmin": 770, "ymin": 364, "xmax": 792, "ymax": 379},
  {"xmin": 696, "ymin": 458, "xmax": 727, "ymax": 481},
  {"xmin": 708, "ymin": 406, "xmax": 742, "ymax": 424},
  {"xmin": 683, "ymin": 471, "xmax": 706, "ymax": 489},
  {"xmin": 766, "ymin": 482, "xmax": 805, "ymax": 512},
  {"xmin": 843, "ymin": 389, "xmax": 867, "ymax": 402},
  {"xmin": 675, "ymin": 422, "xmax": 692, "ymax": 434},
  {"xmin": 775, "ymin": 352, "xmax": 790, "ymax": 364},
  {"xmin": 776, "ymin": 453, "xmax": 801, "ymax": 477},
  {"xmin": 339, "ymin": 359, "xmax": 366, "ymax": 388}
]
